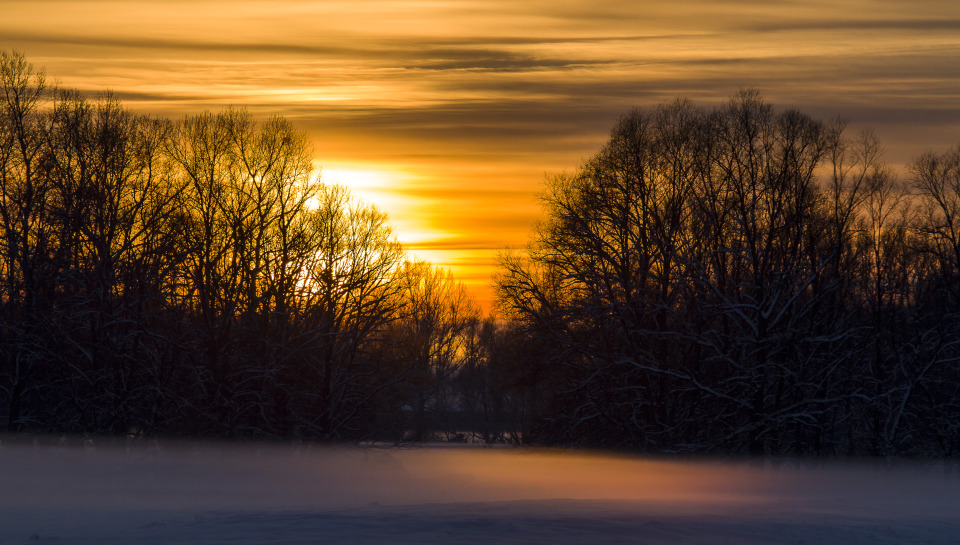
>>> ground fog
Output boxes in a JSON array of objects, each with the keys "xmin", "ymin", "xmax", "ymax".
[{"xmin": 1, "ymin": 437, "xmax": 958, "ymax": 544}]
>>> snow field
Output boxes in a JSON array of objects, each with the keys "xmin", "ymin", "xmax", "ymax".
[{"xmin": 1, "ymin": 438, "xmax": 958, "ymax": 544}]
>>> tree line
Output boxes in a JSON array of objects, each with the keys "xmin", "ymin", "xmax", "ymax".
[
  {"xmin": 5, "ymin": 51, "xmax": 960, "ymax": 457},
  {"xmin": 0, "ymin": 51, "xmax": 493, "ymax": 441},
  {"xmin": 497, "ymin": 90, "xmax": 960, "ymax": 457}
]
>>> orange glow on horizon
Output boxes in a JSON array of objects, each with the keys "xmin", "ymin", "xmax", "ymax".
[
  {"xmin": 320, "ymin": 165, "xmax": 498, "ymax": 295},
  {"xmin": 3, "ymin": 0, "xmax": 958, "ymax": 311}
]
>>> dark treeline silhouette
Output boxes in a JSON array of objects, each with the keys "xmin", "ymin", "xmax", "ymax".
[
  {"xmin": 4, "ymin": 52, "xmax": 959, "ymax": 457},
  {"xmin": 497, "ymin": 90, "xmax": 960, "ymax": 457},
  {"xmin": 0, "ymin": 51, "xmax": 490, "ymax": 441}
]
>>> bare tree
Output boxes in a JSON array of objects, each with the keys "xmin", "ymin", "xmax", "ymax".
[
  {"xmin": 0, "ymin": 51, "xmax": 51, "ymax": 432},
  {"xmin": 1, "ymin": 53, "xmax": 491, "ymax": 441},
  {"xmin": 497, "ymin": 92, "xmax": 892, "ymax": 454},
  {"xmin": 390, "ymin": 260, "xmax": 479, "ymax": 441},
  {"xmin": 37, "ymin": 90, "xmax": 186, "ymax": 434},
  {"xmin": 903, "ymin": 146, "xmax": 960, "ymax": 457},
  {"xmin": 290, "ymin": 184, "xmax": 407, "ymax": 439}
]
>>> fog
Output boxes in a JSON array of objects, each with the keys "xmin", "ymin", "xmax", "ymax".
[{"xmin": 2, "ymin": 437, "xmax": 958, "ymax": 543}]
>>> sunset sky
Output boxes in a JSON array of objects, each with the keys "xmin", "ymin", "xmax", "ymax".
[{"xmin": 2, "ymin": 0, "xmax": 959, "ymax": 310}]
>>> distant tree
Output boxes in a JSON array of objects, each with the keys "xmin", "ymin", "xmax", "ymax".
[
  {"xmin": 389, "ymin": 260, "xmax": 479, "ymax": 441},
  {"xmin": 455, "ymin": 317, "xmax": 545, "ymax": 444}
]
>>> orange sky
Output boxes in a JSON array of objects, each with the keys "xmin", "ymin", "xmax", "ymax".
[{"xmin": 2, "ymin": 0, "xmax": 959, "ymax": 310}]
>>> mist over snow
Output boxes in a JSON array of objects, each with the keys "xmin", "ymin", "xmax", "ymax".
[{"xmin": 1, "ymin": 437, "xmax": 959, "ymax": 544}]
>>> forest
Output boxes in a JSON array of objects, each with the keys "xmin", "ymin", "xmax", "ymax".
[{"xmin": 2, "ymin": 51, "xmax": 959, "ymax": 458}]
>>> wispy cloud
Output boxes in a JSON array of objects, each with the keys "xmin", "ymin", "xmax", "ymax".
[{"xmin": 3, "ymin": 0, "xmax": 958, "ymax": 308}]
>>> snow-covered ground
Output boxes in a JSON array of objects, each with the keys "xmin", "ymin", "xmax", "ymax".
[{"xmin": 1, "ymin": 438, "xmax": 958, "ymax": 544}]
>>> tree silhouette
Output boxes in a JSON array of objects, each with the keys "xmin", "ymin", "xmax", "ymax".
[
  {"xmin": 0, "ymin": 52, "xmax": 483, "ymax": 440},
  {"xmin": 497, "ymin": 91, "xmax": 960, "ymax": 456},
  {"xmin": 4, "ymin": 52, "xmax": 960, "ymax": 456}
]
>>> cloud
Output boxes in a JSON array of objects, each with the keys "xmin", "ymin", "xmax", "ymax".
[
  {"xmin": 405, "ymin": 48, "xmax": 617, "ymax": 72},
  {"xmin": 5, "ymin": 0, "xmax": 959, "ymax": 308},
  {"xmin": 742, "ymin": 18, "xmax": 960, "ymax": 33},
  {"xmin": 0, "ymin": 30, "xmax": 385, "ymax": 59}
]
